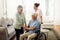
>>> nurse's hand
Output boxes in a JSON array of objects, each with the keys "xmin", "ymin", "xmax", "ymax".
[{"xmin": 41, "ymin": 22, "xmax": 43, "ymax": 24}]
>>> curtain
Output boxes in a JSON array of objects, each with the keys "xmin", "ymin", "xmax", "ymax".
[
  {"xmin": 5, "ymin": 0, "xmax": 55, "ymax": 24},
  {"xmin": 7, "ymin": 0, "xmax": 23, "ymax": 19}
]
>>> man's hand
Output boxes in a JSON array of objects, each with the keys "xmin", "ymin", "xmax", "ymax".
[
  {"xmin": 23, "ymin": 25, "xmax": 28, "ymax": 31},
  {"xmin": 23, "ymin": 26, "xmax": 27, "ymax": 33},
  {"xmin": 24, "ymin": 27, "xmax": 28, "ymax": 30}
]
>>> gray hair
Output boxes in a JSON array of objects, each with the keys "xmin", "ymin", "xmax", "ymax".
[{"xmin": 17, "ymin": 5, "xmax": 23, "ymax": 9}]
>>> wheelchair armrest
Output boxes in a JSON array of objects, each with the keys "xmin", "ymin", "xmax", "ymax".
[
  {"xmin": 35, "ymin": 30, "xmax": 40, "ymax": 34},
  {"xmin": 42, "ymin": 28, "xmax": 53, "ymax": 31}
]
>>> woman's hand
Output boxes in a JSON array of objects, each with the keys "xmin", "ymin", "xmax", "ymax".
[
  {"xmin": 24, "ymin": 27, "xmax": 28, "ymax": 30},
  {"xmin": 23, "ymin": 25, "xmax": 28, "ymax": 31}
]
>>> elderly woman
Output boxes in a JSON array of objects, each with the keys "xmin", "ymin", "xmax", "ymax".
[{"xmin": 14, "ymin": 5, "xmax": 26, "ymax": 40}]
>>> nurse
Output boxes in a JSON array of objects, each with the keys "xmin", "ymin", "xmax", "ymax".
[{"xmin": 32, "ymin": 3, "xmax": 43, "ymax": 24}]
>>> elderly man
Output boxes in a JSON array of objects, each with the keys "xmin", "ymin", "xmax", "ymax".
[{"xmin": 20, "ymin": 14, "xmax": 40, "ymax": 40}]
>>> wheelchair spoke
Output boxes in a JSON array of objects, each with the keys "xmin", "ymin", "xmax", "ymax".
[{"xmin": 37, "ymin": 32, "xmax": 47, "ymax": 40}]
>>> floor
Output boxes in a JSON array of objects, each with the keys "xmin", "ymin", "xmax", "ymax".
[{"xmin": 11, "ymin": 25, "xmax": 60, "ymax": 40}]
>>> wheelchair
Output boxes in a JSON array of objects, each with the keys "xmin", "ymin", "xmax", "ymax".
[
  {"xmin": 33, "ymin": 30, "xmax": 47, "ymax": 40},
  {"xmin": 25, "ymin": 24, "xmax": 47, "ymax": 40},
  {"xmin": 33, "ymin": 24, "xmax": 47, "ymax": 40}
]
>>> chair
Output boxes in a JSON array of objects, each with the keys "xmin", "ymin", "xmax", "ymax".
[
  {"xmin": 33, "ymin": 24, "xmax": 47, "ymax": 40},
  {"xmin": 25, "ymin": 25, "xmax": 40, "ymax": 40},
  {"xmin": 25, "ymin": 24, "xmax": 47, "ymax": 40}
]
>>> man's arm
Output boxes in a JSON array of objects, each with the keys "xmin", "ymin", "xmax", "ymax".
[
  {"xmin": 26, "ymin": 27, "xmax": 36, "ymax": 30},
  {"xmin": 25, "ymin": 22, "xmax": 39, "ymax": 30}
]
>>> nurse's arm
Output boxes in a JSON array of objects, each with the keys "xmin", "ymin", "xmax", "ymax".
[{"xmin": 40, "ymin": 16, "xmax": 43, "ymax": 24}]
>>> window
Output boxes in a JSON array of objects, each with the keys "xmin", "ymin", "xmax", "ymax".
[
  {"xmin": 44, "ymin": 0, "xmax": 55, "ymax": 24},
  {"xmin": 7, "ymin": 0, "xmax": 23, "ymax": 19},
  {"xmin": 3, "ymin": 0, "xmax": 55, "ymax": 24}
]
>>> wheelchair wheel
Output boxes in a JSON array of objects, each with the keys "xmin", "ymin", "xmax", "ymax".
[{"xmin": 37, "ymin": 32, "xmax": 47, "ymax": 40}]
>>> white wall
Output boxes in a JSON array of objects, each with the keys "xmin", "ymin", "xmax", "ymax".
[
  {"xmin": 7, "ymin": 0, "xmax": 23, "ymax": 18},
  {"xmin": 54, "ymin": 0, "xmax": 60, "ymax": 25},
  {"xmin": 0, "ymin": 0, "xmax": 60, "ymax": 25},
  {"xmin": 0, "ymin": 0, "xmax": 3, "ymax": 18}
]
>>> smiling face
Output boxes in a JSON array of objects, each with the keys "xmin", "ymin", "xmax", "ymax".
[
  {"xmin": 34, "ymin": 3, "xmax": 40, "ymax": 10},
  {"xmin": 34, "ymin": 5, "xmax": 38, "ymax": 10},
  {"xmin": 18, "ymin": 8, "xmax": 23, "ymax": 14},
  {"xmin": 17, "ymin": 5, "xmax": 23, "ymax": 14},
  {"xmin": 32, "ymin": 14, "xmax": 37, "ymax": 20}
]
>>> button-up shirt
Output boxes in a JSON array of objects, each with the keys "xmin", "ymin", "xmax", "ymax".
[
  {"xmin": 14, "ymin": 13, "xmax": 26, "ymax": 29},
  {"xmin": 28, "ymin": 19, "xmax": 40, "ymax": 34}
]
